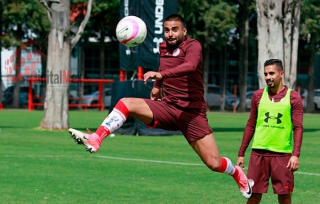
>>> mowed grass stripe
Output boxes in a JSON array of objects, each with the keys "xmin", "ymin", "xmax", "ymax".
[{"xmin": 3, "ymin": 153, "xmax": 320, "ymax": 176}]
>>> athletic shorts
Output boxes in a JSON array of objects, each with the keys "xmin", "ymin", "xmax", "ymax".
[
  {"xmin": 247, "ymin": 150, "xmax": 294, "ymax": 194},
  {"xmin": 144, "ymin": 99, "xmax": 212, "ymax": 143}
]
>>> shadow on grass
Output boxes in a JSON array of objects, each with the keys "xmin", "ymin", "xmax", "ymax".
[
  {"xmin": 211, "ymin": 127, "xmax": 320, "ymax": 133},
  {"xmin": 2, "ymin": 124, "xmax": 319, "ymax": 134},
  {"xmin": 0, "ymin": 126, "xmax": 19, "ymax": 128},
  {"xmin": 211, "ymin": 127, "xmax": 245, "ymax": 132},
  {"xmin": 68, "ymin": 127, "xmax": 96, "ymax": 132}
]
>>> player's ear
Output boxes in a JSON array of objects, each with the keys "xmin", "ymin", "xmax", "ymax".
[{"xmin": 183, "ymin": 27, "xmax": 187, "ymax": 35}]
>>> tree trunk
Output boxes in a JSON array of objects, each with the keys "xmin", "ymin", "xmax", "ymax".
[
  {"xmin": 220, "ymin": 46, "xmax": 227, "ymax": 111},
  {"xmin": 40, "ymin": 47, "xmax": 47, "ymax": 102},
  {"xmin": 13, "ymin": 47, "xmax": 21, "ymax": 108},
  {"xmin": 100, "ymin": 20, "xmax": 106, "ymax": 107},
  {"xmin": 78, "ymin": 44, "xmax": 85, "ymax": 109},
  {"xmin": 305, "ymin": 37, "xmax": 315, "ymax": 112},
  {"xmin": 283, "ymin": 0, "xmax": 300, "ymax": 89},
  {"xmin": 13, "ymin": 23, "xmax": 23, "ymax": 108},
  {"xmin": 36, "ymin": 34, "xmax": 48, "ymax": 107},
  {"xmin": 41, "ymin": 1, "xmax": 70, "ymax": 130},
  {"xmin": 238, "ymin": 0, "xmax": 249, "ymax": 112},
  {"xmin": 256, "ymin": 0, "xmax": 270, "ymax": 88},
  {"xmin": 256, "ymin": 0, "xmax": 300, "ymax": 89},
  {"xmin": 203, "ymin": 41, "xmax": 210, "ymax": 109}
]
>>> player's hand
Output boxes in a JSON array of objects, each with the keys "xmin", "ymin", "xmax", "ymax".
[
  {"xmin": 287, "ymin": 156, "xmax": 299, "ymax": 172},
  {"xmin": 144, "ymin": 71, "xmax": 162, "ymax": 84},
  {"xmin": 236, "ymin": 157, "xmax": 245, "ymax": 169},
  {"xmin": 150, "ymin": 87, "xmax": 163, "ymax": 101}
]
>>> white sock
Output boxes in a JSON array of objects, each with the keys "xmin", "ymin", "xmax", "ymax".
[
  {"xmin": 100, "ymin": 108, "xmax": 127, "ymax": 133},
  {"xmin": 223, "ymin": 157, "xmax": 236, "ymax": 175}
]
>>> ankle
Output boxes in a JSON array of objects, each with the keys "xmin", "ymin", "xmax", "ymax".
[
  {"xmin": 232, "ymin": 168, "xmax": 239, "ymax": 179},
  {"xmin": 95, "ymin": 126, "xmax": 110, "ymax": 138}
]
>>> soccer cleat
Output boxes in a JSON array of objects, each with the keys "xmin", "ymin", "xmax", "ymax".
[
  {"xmin": 234, "ymin": 166, "xmax": 254, "ymax": 199},
  {"xmin": 68, "ymin": 128, "xmax": 102, "ymax": 153}
]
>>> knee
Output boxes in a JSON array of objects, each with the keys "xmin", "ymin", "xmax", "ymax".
[
  {"xmin": 119, "ymin": 98, "xmax": 134, "ymax": 109},
  {"xmin": 204, "ymin": 157, "xmax": 221, "ymax": 171},
  {"xmin": 248, "ymin": 193, "xmax": 262, "ymax": 204},
  {"xmin": 119, "ymin": 98, "xmax": 130, "ymax": 104},
  {"xmin": 278, "ymin": 193, "xmax": 291, "ymax": 204}
]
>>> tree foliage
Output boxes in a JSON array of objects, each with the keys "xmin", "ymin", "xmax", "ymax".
[
  {"xmin": 300, "ymin": 0, "xmax": 320, "ymax": 112},
  {"xmin": 69, "ymin": 0, "xmax": 119, "ymax": 42},
  {"xmin": 178, "ymin": 0, "xmax": 237, "ymax": 48},
  {"xmin": 300, "ymin": 0, "xmax": 320, "ymax": 52},
  {"xmin": 202, "ymin": 2, "xmax": 238, "ymax": 48},
  {"xmin": 2, "ymin": 0, "xmax": 49, "ymax": 48},
  {"xmin": 236, "ymin": 0, "xmax": 256, "ymax": 112},
  {"xmin": 178, "ymin": 0, "xmax": 237, "ymax": 110},
  {"xmin": 1, "ymin": 0, "xmax": 50, "ymax": 108},
  {"xmin": 67, "ymin": 0, "xmax": 119, "ymax": 106}
]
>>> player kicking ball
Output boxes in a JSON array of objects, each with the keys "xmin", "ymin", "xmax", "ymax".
[{"xmin": 68, "ymin": 14, "xmax": 253, "ymax": 199}]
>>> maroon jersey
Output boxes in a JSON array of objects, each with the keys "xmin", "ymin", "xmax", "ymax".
[
  {"xmin": 153, "ymin": 36, "xmax": 206, "ymax": 109},
  {"xmin": 238, "ymin": 86, "xmax": 303, "ymax": 157}
]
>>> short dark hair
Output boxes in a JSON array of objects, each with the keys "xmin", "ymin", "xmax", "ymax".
[
  {"xmin": 264, "ymin": 59, "xmax": 283, "ymax": 71},
  {"xmin": 165, "ymin": 14, "xmax": 186, "ymax": 28}
]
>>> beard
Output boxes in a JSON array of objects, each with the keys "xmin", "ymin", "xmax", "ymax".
[
  {"xmin": 266, "ymin": 80, "xmax": 275, "ymax": 88},
  {"xmin": 166, "ymin": 39, "xmax": 182, "ymax": 49}
]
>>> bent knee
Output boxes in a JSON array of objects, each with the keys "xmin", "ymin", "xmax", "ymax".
[
  {"xmin": 119, "ymin": 97, "xmax": 131, "ymax": 104},
  {"xmin": 248, "ymin": 193, "xmax": 262, "ymax": 204},
  {"xmin": 119, "ymin": 98, "xmax": 140, "ymax": 108},
  {"xmin": 120, "ymin": 97, "xmax": 144, "ymax": 103},
  {"xmin": 204, "ymin": 158, "xmax": 221, "ymax": 171}
]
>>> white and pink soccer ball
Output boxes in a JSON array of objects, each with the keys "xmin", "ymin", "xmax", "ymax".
[{"xmin": 116, "ymin": 16, "xmax": 147, "ymax": 47}]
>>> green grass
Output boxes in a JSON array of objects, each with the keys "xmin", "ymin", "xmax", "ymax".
[{"xmin": 0, "ymin": 110, "xmax": 319, "ymax": 204}]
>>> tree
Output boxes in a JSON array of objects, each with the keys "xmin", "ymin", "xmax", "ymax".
[
  {"xmin": 300, "ymin": 0, "xmax": 320, "ymax": 112},
  {"xmin": 84, "ymin": 0, "xmax": 120, "ymax": 106},
  {"xmin": 40, "ymin": 0, "xmax": 92, "ymax": 130},
  {"xmin": 236, "ymin": 0, "xmax": 256, "ymax": 112},
  {"xmin": 67, "ymin": 1, "xmax": 120, "ymax": 109},
  {"xmin": 256, "ymin": 0, "xmax": 300, "ymax": 89},
  {"xmin": 2, "ymin": 1, "xmax": 23, "ymax": 108},
  {"xmin": 179, "ymin": 0, "xmax": 237, "ymax": 110},
  {"xmin": 2, "ymin": 1, "xmax": 49, "ymax": 108}
]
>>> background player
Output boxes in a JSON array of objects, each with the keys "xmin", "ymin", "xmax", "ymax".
[{"xmin": 236, "ymin": 59, "xmax": 303, "ymax": 204}]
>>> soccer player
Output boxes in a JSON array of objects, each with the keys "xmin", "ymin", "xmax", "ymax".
[
  {"xmin": 69, "ymin": 14, "xmax": 253, "ymax": 199},
  {"xmin": 236, "ymin": 59, "xmax": 304, "ymax": 204}
]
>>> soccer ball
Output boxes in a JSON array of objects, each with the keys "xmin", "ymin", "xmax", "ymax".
[{"xmin": 116, "ymin": 16, "xmax": 147, "ymax": 47}]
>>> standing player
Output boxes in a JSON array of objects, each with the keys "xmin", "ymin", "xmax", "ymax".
[
  {"xmin": 69, "ymin": 14, "xmax": 253, "ymax": 199},
  {"xmin": 236, "ymin": 59, "xmax": 303, "ymax": 204}
]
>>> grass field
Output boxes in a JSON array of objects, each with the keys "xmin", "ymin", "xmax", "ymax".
[{"xmin": 0, "ymin": 110, "xmax": 319, "ymax": 204}]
